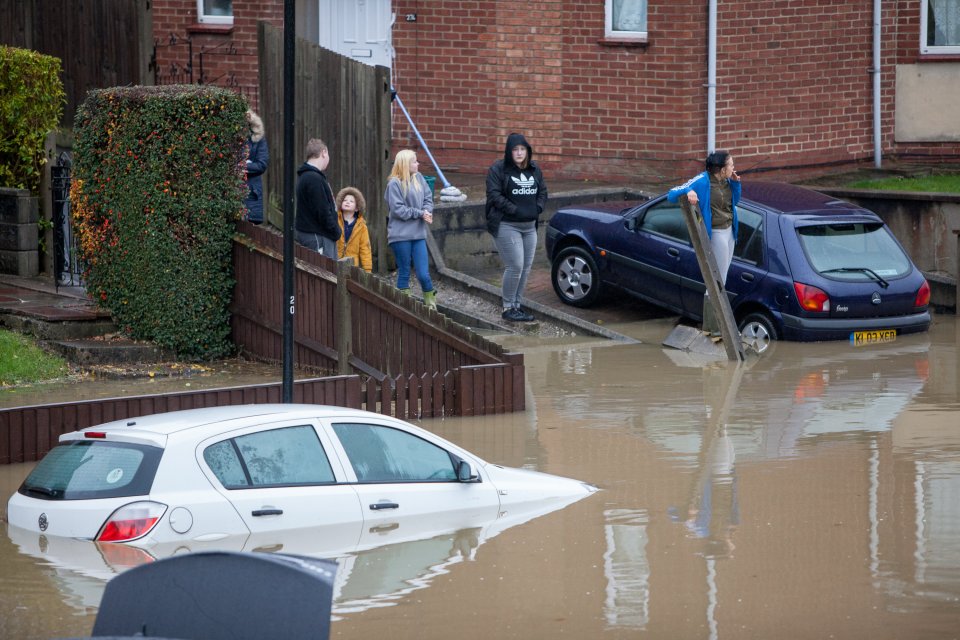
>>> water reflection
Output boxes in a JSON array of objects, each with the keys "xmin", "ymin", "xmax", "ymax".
[{"xmin": 3, "ymin": 317, "xmax": 960, "ymax": 639}]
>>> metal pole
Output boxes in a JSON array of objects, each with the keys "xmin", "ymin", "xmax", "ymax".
[
  {"xmin": 282, "ymin": 0, "xmax": 296, "ymax": 402},
  {"xmin": 873, "ymin": 0, "xmax": 882, "ymax": 168}
]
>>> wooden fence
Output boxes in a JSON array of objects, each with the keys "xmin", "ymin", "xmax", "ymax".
[
  {"xmin": 0, "ymin": 366, "xmax": 523, "ymax": 464},
  {"xmin": 258, "ymin": 22, "xmax": 392, "ymax": 270},
  {"xmin": 0, "ymin": 0, "xmax": 152, "ymax": 128}
]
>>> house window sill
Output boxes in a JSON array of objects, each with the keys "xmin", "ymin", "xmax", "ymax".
[
  {"xmin": 598, "ymin": 37, "xmax": 648, "ymax": 49},
  {"xmin": 187, "ymin": 23, "xmax": 234, "ymax": 36}
]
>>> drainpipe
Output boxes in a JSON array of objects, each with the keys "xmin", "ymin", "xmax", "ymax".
[
  {"xmin": 872, "ymin": 0, "xmax": 882, "ymax": 168},
  {"xmin": 707, "ymin": 0, "xmax": 717, "ymax": 153}
]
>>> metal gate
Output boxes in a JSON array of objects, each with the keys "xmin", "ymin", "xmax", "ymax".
[{"xmin": 50, "ymin": 152, "xmax": 83, "ymax": 288}]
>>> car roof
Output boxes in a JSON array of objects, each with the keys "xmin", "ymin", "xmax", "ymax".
[
  {"xmin": 70, "ymin": 404, "xmax": 376, "ymax": 438},
  {"xmin": 741, "ymin": 181, "xmax": 872, "ymax": 217}
]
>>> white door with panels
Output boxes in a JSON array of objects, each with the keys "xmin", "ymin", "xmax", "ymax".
[{"xmin": 317, "ymin": 0, "xmax": 394, "ymax": 68}]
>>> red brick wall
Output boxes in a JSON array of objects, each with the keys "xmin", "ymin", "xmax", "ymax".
[{"xmin": 152, "ymin": 0, "xmax": 283, "ymax": 111}]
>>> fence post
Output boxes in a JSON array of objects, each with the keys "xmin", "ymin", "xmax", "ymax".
[{"xmin": 336, "ymin": 258, "xmax": 353, "ymax": 375}]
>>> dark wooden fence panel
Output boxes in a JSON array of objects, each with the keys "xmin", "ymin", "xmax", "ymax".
[
  {"xmin": 0, "ymin": 0, "xmax": 152, "ymax": 127},
  {"xmin": 0, "ymin": 364, "xmax": 523, "ymax": 464},
  {"xmin": 259, "ymin": 23, "xmax": 391, "ymax": 269}
]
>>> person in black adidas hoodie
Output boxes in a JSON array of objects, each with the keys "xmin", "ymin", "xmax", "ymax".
[{"xmin": 485, "ymin": 133, "xmax": 548, "ymax": 322}]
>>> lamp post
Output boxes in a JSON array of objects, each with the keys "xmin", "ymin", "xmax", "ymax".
[{"xmin": 281, "ymin": 0, "xmax": 295, "ymax": 402}]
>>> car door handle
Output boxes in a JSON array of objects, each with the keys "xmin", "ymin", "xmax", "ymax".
[
  {"xmin": 741, "ymin": 272, "xmax": 755, "ymax": 282},
  {"xmin": 252, "ymin": 508, "xmax": 283, "ymax": 517},
  {"xmin": 369, "ymin": 502, "xmax": 399, "ymax": 511},
  {"xmin": 667, "ymin": 247, "xmax": 680, "ymax": 257}
]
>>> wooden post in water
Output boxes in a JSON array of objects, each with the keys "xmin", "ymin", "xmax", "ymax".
[{"xmin": 680, "ymin": 198, "xmax": 745, "ymax": 362}]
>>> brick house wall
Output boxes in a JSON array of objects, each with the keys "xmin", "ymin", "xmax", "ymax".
[
  {"xmin": 152, "ymin": 0, "xmax": 284, "ymax": 111},
  {"xmin": 151, "ymin": 0, "xmax": 960, "ymax": 183}
]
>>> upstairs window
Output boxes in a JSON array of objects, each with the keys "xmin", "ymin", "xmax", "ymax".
[
  {"xmin": 197, "ymin": 0, "xmax": 233, "ymax": 25},
  {"xmin": 921, "ymin": 0, "xmax": 960, "ymax": 54},
  {"xmin": 606, "ymin": 0, "xmax": 648, "ymax": 41}
]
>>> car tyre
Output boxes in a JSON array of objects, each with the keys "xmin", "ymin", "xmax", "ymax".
[
  {"xmin": 552, "ymin": 246, "xmax": 601, "ymax": 307},
  {"xmin": 739, "ymin": 312, "xmax": 777, "ymax": 354}
]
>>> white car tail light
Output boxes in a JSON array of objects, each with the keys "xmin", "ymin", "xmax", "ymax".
[{"xmin": 97, "ymin": 501, "xmax": 167, "ymax": 543}]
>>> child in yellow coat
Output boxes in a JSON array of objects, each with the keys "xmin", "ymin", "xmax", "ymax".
[{"xmin": 336, "ymin": 187, "xmax": 373, "ymax": 272}]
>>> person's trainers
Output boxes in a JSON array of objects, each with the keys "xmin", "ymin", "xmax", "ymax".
[
  {"xmin": 501, "ymin": 308, "xmax": 525, "ymax": 322},
  {"xmin": 517, "ymin": 308, "xmax": 535, "ymax": 322}
]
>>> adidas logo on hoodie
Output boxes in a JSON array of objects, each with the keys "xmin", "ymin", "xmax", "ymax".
[{"xmin": 511, "ymin": 173, "xmax": 538, "ymax": 195}]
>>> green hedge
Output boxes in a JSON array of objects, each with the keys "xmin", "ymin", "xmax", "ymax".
[
  {"xmin": 71, "ymin": 85, "xmax": 247, "ymax": 360},
  {"xmin": 0, "ymin": 46, "xmax": 65, "ymax": 191}
]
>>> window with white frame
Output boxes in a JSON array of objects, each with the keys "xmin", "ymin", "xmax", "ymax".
[
  {"xmin": 197, "ymin": 0, "xmax": 233, "ymax": 25},
  {"xmin": 921, "ymin": 0, "xmax": 960, "ymax": 54},
  {"xmin": 605, "ymin": 0, "xmax": 648, "ymax": 40}
]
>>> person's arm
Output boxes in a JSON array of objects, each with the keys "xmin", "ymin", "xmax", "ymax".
[
  {"xmin": 246, "ymin": 140, "xmax": 268, "ymax": 177},
  {"xmin": 535, "ymin": 166, "xmax": 548, "ymax": 214},
  {"xmin": 359, "ymin": 224, "xmax": 373, "ymax": 272},
  {"xmin": 321, "ymin": 182, "xmax": 342, "ymax": 240},
  {"xmin": 485, "ymin": 162, "xmax": 517, "ymax": 216},
  {"xmin": 730, "ymin": 176, "xmax": 742, "ymax": 204},
  {"xmin": 667, "ymin": 172, "xmax": 704, "ymax": 203},
  {"xmin": 385, "ymin": 179, "xmax": 424, "ymax": 220}
]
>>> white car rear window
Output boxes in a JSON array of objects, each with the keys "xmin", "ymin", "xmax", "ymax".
[{"xmin": 19, "ymin": 441, "xmax": 162, "ymax": 500}]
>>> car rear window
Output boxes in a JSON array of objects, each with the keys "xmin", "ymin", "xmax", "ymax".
[
  {"xmin": 797, "ymin": 222, "xmax": 912, "ymax": 280},
  {"xmin": 18, "ymin": 440, "xmax": 162, "ymax": 501}
]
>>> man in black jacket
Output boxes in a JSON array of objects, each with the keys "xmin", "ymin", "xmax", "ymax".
[{"xmin": 295, "ymin": 138, "xmax": 341, "ymax": 256}]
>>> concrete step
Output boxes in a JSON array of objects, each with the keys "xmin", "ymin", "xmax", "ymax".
[{"xmin": 45, "ymin": 338, "xmax": 172, "ymax": 366}]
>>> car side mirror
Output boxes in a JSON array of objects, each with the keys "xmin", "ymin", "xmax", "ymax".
[
  {"xmin": 457, "ymin": 460, "xmax": 479, "ymax": 483},
  {"xmin": 625, "ymin": 217, "xmax": 638, "ymax": 231}
]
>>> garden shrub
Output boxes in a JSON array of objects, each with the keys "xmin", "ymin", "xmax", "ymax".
[
  {"xmin": 71, "ymin": 85, "xmax": 247, "ymax": 360},
  {"xmin": 0, "ymin": 46, "xmax": 65, "ymax": 191}
]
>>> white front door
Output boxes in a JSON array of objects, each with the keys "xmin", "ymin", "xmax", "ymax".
[{"xmin": 317, "ymin": 0, "xmax": 394, "ymax": 68}]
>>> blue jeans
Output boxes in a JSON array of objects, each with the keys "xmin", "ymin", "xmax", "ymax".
[
  {"xmin": 296, "ymin": 231, "xmax": 337, "ymax": 258},
  {"xmin": 494, "ymin": 221, "xmax": 537, "ymax": 309},
  {"xmin": 390, "ymin": 239, "xmax": 433, "ymax": 292}
]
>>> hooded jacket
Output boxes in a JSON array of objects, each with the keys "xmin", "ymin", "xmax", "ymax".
[
  {"xmin": 243, "ymin": 111, "xmax": 269, "ymax": 222},
  {"xmin": 335, "ymin": 187, "xmax": 373, "ymax": 272},
  {"xmin": 295, "ymin": 162, "xmax": 341, "ymax": 241},
  {"xmin": 485, "ymin": 133, "xmax": 548, "ymax": 236}
]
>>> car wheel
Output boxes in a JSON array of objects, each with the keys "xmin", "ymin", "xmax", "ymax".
[
  {"xmin": 552, "ymin": 246, "xmax": 601, "ymax": 307},
  {"xmin": 739, "ymin": 312, "xmax": 777, "ymax": 354}
]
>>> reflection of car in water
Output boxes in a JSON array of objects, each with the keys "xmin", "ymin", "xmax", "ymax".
[{"xmin": 6, "ymin": 492, "xmax": 588, "ymax": 616}]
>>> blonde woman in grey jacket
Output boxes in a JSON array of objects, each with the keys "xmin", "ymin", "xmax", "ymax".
[{"xmin": 385, "ymin": 149, "xmax": 436, "ymax": 309}]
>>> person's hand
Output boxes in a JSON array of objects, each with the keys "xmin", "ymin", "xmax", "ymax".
[
  {"xmin": 422, "ymin": 210, "xmax": 433, "ymax": 224},
  {"xmin": 687, "ymin": 190, "xmax": 698, "ymax": 204},
  {"xmin": 731, "ymin": 170, "xmax": 741, "ymax": 182}
]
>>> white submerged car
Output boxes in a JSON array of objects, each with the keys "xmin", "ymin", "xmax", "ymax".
[{"xmin": 7, "ymin": 404, "xmax": 597, "ymax": 545}]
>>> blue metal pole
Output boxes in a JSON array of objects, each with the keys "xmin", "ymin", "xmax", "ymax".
[{"xmin": 392, "ymin": 90, "xmax": 451, "ymax": 189}]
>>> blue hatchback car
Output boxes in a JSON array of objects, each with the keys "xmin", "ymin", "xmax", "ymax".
[{"xmin": 545, "ymin": 182, "xmax": 931, "ymax": 352}]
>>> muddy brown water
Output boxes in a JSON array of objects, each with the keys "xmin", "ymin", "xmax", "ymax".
[{"xmin": 2, "ymin": 315, "xmax": 959, "ymax": 639}]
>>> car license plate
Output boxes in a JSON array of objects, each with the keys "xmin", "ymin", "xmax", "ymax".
[{"xmin": 850, "ymin": 329, "xmax": 897, "ymax": 346}]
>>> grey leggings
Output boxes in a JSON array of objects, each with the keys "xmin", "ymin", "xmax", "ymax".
[{"xmin": 494, "ymin": 220, "xmax": 538, "ymax": 309}]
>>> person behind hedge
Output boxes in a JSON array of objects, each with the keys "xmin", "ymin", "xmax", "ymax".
[
  {"xmin": 385, "ymin": 149, "xmax": 437, "ymax": 310},
  {"xmin": 485, "ymin": 132, "xmax": 547, "ymax": 322},
  {"xmin": 295, "ymin": 138, "xmax": 341, "ymax": 257},
  {"xmin": 336, "ymin": 186, "xmax": 372, "ymax": 272},
  {"xmin": 666, "ymin": 150, "xmax": 741, "ymax": 333},
  {"xmin": 243, "ymin": 110, "xmax": 269, "ymax": 224}
]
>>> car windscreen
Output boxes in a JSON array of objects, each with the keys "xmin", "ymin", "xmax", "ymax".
[
  {"xmin": 18, "ymin": 440, "xmax": 162, "ymax": 501},
  {"xmin": 797, "ymin": 222, "xmax": 912, "ymax": 281}
]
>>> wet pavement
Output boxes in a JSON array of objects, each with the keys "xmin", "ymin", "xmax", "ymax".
[{"xmin": 2, "ymin": 309, "xmax": 959, "ymax": 639}]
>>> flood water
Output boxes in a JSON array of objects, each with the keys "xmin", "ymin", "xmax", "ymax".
[{"xmin": 2, "ymin": 314, "xmax": 959, "ymax": 639}]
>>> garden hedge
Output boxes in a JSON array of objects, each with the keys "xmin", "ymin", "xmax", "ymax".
[
  {"xmin": 71, "ymin": 85, "xmax": 247, "ymax": 359},
  {"xmin": 0, "ymin": 46, "xmax": 65, "ymax": 192}
]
